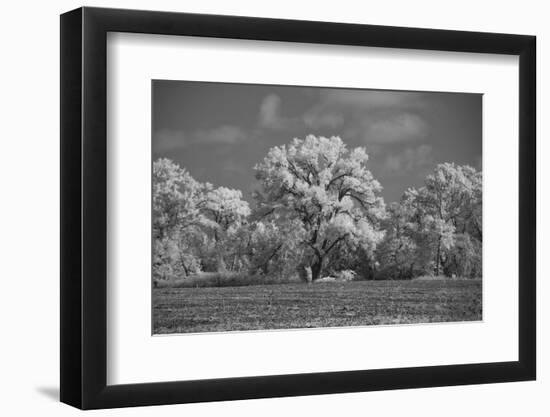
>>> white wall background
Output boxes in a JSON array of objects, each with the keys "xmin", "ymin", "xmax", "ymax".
[{"xmin": 0, "ymin": 0, "xmax": 545, "ymax": 415}]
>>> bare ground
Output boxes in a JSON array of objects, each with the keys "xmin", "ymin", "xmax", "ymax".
[{"xmin": 153, "ymin": 279, "xmax": 482, "ymax": 334}]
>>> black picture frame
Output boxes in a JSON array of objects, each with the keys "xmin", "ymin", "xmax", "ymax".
[{"xmin": 60, "ymin": 6, "xmax": 536, "ymax": 410}]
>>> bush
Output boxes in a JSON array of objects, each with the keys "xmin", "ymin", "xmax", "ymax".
[
  {"xmin": 335, "ymin": 270, "xmax": 357, "ymax": 282},
  {"xmin": 315, "ymin": 277, "xmax": 336, "ymax": 283}
]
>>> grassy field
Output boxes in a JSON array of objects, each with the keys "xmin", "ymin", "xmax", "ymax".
[{"xmin": 153, "ymin": 279, "xmax": 482, "ymax": 334}]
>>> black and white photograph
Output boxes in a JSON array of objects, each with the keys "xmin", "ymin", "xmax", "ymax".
[{"xmin": 152, "ymin": 81, "xmax": 482, "ymax": 334}]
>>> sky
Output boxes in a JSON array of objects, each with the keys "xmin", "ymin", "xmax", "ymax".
[{"xmin": 152, "ymin": 81, "xmax": 482, "ymax": 203}]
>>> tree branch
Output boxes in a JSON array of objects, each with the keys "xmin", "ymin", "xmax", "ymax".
[{"xmin": 324, "ymin": 233, "xmax": 349, "ymax": 255}]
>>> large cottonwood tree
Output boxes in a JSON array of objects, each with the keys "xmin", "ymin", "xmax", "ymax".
[
  {"xmin": 254, "ymin": 135, "xmax": 386, "ymax": 281},
  {"xmin": 403, "ymin": 163, "xmax": 482, "ymax": 276},
  {"xmin": 202, "ymin": 186, "xmax": 251, "ymax": 271},
  {"xmin": 152, "ymin": 158, "xmax": 210, "ymax": 279},
  {"xmin": 152, "ymin": 158, "xmax": 208, "ymax": 240},
  {"xmin": 152, "ymin": 159, "xmax": 251, "ymax": 276},
  {"xmin": 375, "ymin": 201, "xmax": 418, "ymax": 279}
]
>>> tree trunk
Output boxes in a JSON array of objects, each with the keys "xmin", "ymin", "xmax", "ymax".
[
  {"xmin": 435, "ymin": 236, "xmax": 442, "ymax": 276},
  {"xmin": 217, "ymin": 255, "xmax": 226, "ymax": 273},
  {"xmin": 311, "ymin": 257, "xmax": 323, "ymax": 281},
  {"xmin": 180, "ymin": 259, "xmax": 189, "ymax": 276}
]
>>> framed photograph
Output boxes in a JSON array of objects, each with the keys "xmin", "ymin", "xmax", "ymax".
[{"xmin": 60, "ymin": 6, "xmax": 536, "ymax": 409}]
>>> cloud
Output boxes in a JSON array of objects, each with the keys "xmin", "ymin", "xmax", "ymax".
[
  {"xmin": 153, "ymin": 125, "xmax": 248, "ymax": 152},
  {"xmin": 154, "ymin": 128, "xmax": 188, "ymax": 152},
  {"xmin": 303, "ymin": 112, "xmax": 344, "ymax": 129},
  {"xmin": 363, "ymin": 113, "xmax": 428, "ymax": 144},
  {"xmin": 384, "ymin": 144, "xmax": 433, "ymax": 173},
  {"xmin": 318, "ymin": 90, "xmax": 426, "ymax": 110},
  {"xmin": 303, "ymin": 89, "xmax": 430, "ymax": 144},
  {"xmin": 258, "ymin": 93, "xmax": 309, "ymax": 131},
  {"xmin": 259, "ymin": 94, "xmax": 285, "ymax": 129},
  {"xmin": 304, "ymin": 90, "xmax": 426, "ymax": 125},
  {"xmin": 194, "ymin": 125, "xmax": 248, "ymax": 145}
]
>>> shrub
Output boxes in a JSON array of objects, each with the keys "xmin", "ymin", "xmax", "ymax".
[
  {"xmin": 315, "ymin": 277, "xmax": 336, "ymax": 283},
  {"xmin": 335, "ymin": 270, "xmax": 357, "ymax": 282}
]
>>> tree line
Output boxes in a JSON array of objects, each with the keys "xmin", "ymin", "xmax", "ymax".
[{"xmin": 153, "ymin": 135, "xmax": 482, "ymax": 283}]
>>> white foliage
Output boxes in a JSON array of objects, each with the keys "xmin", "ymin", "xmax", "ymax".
[{"xmin": 254, "ymin": 135, "xmax": 386, "ymax": 279}]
